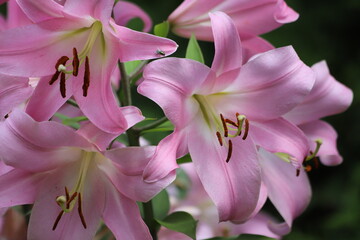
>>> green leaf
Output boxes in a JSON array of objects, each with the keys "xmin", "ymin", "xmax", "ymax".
[
  {"xmin": 54, "ymin": 113, "xmax": 88, "ymax": 129},
  {"xmin": 152, "ymin": 190, "xmax": 170, "ymax": 220},
  {"xmin": 154, "ymin": 21, "xmax": 170, "ymax": 38},
  {"xmin": 177, "ymin": 154, "xmax": 192, "ymax": 164},
  {"xmin": 156, "ymin": 211, "xmax": 198, "ymax": 240},
  {"xmin": 124, "ymin": 60, "xmax": 141, "ymax": 75},
  {"xmin": 186, "ymin": 34, "xmax": 204, "ymax": 64}
]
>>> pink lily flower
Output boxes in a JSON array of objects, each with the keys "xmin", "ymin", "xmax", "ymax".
[
  {"xmin": 284, "ymin": 61, "xmax": 353, "ymax": 166},
  {"xmin": 252, "ymin": 62, "xmax": 353, "ymax": 234},
  {"xmin": 138, "ymin": 11, "xmax": 315, "ymax": 222},
  {"xmin": 159, "ymin": 163, "xmax": 289, "ymax": 239},
  {"xmin": 0, "ymin": 0, "xmax": 178, "ymax": 133},
  {"xmin": 0, "ymin": 109, "xmax": 176, "ymax": 239},
  {"xmin": 168, "ymin": 0, "xmax": 299, "ymax": 41}
]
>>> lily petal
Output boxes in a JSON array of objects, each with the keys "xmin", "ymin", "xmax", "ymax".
[
  {"xmin": 111, "ymin": 23, "xmax": 178, "ymax": 61},
  {"xmin": 251, "ymin": 118, "xmax": 309, "ymax": 168},
  {"xmin": 113, "ymin": 0, "xmax": 152, "ymax": 32},
  {"xmin": 102, "ymin": 183, "xmax": 152, "ymax": 240},
  {"xmin": 0, "ymin": 169, "xmax": 44, "ymax": 207},
  {"xmin": 63, "ymin": 0, "xmax": 113, "ymax": 21},
  {"xmin": 299, "ymin": 120, "xmax": 343, "ymax": 166},
  {"xmin": 142, "ymin": 130, "xmax": 184, "ymax": 183},
  {"xmin": 259, "ymin": 148, "xmax": 311, "ymax": 227},
  {"xmin": 210, "ymin": 11, "xmax": 242, "ymax": 76},
  {"xmin": 26, "ymin": 75, "xmax": 73, "ymax": 121},
  {"xmin": 0, "ymin": 74, "xmax": 33, "ymax": 118},
  {"xmin": 188, "ymin": 117, "xmax": 261, "ymax": 222},
  {"xmin": 16, "ymin": 0, "xmax": 64, "ymax": 23},
  {"xmin": 284, "ymin": 60, "xmax": 353, "ymax": 125},
  {"xmin": 139, "ymin": 58, "xmax": 211, "ymax": 126},
  {"xmin": 0, "ymin": 109, "xmax": 92, "ymax": 171},
  {"xmin": 28, "ymin": 163, "xmax": 104, "ymax": 240},
  {"xmin": 103, "ymin": 146, "xmax": 176, "ymax": 202},
  {"xmin": 216, "ymin": 46, "xmax": 315, "ymax": 121}
]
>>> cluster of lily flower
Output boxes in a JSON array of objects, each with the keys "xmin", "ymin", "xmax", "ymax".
[{"xmin": 0, "ymin": 0, "xmax": 353, "ymax": 239}]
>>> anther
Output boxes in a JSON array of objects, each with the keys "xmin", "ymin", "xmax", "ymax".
[
  {"xmin": 49, "ymin": 71, "xmax": 61, "ymax": 85},
  {"xmin": 296, "ymin": 168, "xmax": 300, "ymax": 177},
  {"xmin": 4, "ymin": 114, "xmax": 8, "ymax": 119},
  {"xmin": 72, "ymin": 48, "xmax": 79, "ymax": 76},
  {"xmin": 242, "ymin": 119, "xmax": 249, "ymax": 140},
  {"xmin": 67, "ymin": 192, "xmax": 78, "ymax": 205},
  {"xmin": 78, "ymin": 193, "xmax": 87, "ymax": 229},
  {"xmin": 216, "ymin": 131, "xmax": 223, "ymax": 146},
  {"xmin": 225, "ymin": 139, "xmax": 233, "ymax": 163},
  {"xmin": 65, "ymin": 187, "xmax": 70, "ymax": 209},
  {"xmin": 52, "ymin": 210, "xmax": 64, "ymax": 231},
  {"xmin": 304, "ymin": 165, "xmax": 312, "ymax": 172},
  {"xmin": 220, "ymin": 114, "xmax": 228, "ymax": 137},
  {"xmin": 60, "ymin": 72, "xmax": 66, "ymax": 98},
  {"xmin": 225, "ymin": 119, "xmax": 238, "ymax": 128},
  {"xmin": 82, "ymin": 56, "xmax": 90, "ymax": 97},
  {"xmin": 55, "ymin": 56, "xmax": 70, "ymax": 70}
]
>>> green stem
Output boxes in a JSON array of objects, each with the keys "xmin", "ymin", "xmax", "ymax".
[
  {"xmin": 142, "ymin": 200, "xmax": 158, "ymax": 240},
  {"xmin": 129, "ymin": 60, "xmax": 148, "ymax": 82},
  {"xmin": 66, "ymin": 99, "xmax": 79, "ymax": 108},
  {"xmin": 118, "ymin": 61, "xmax": 158, "ymax": 240},
  {"xmin": 133, "ymin": 116, "xmax": 168, "ymax": 133}
]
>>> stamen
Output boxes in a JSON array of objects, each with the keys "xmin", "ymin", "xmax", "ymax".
[
  {"xmin": 242, "ymin": 119, "xmax": 249, "ymax": 140},
  {"xmin": 220, "ymin": 114, "xmax": 228, "ymax": 137},
  {"xmin": 60, "ymin": 72, "xmax": 66, "ymax": 98},
  {"xmin": 78, "ymin": 193, "xmax": 87, "ymax": 229},
  {"xmin": 225, "ymin": 119, "xmax": 238, "ymax": 128},
  {"xmin": 49, "ymin": 71, "xmax": 61, "ymax": 85},
  {"xmin": 225, "ymin": 139, "xmax": 233, "ymax": 163},
  {"xmin": 55, "ymin": 56, "xmax": 70, "ymax": 70},
  {"xmin": 296, "ymin": 168, "xmax": 300, "ymax": 177},
  {"xmin": 216, "ymin": 131, "xmax": 223, "ymax": 146},
  {"xmin": 52, "ymin": 210, "xmax": 64, "ymax": 231},
  {"xmin": 4, "ymin": 114, "xmax": 8, "ymax": 119},
  {"xmin": 65, "ymin": 187, "xmax": 70, "ymax": 209},
  {"xmin": 304, "ymin": 165, "xmax": 312, "ymax": 172},
  {"xmin": 67, "ymin": 192, "xmax": 78, "ymax": 205},
  {"xmin": 305, "ymin": 139, "xmax": 323, "ymax": 161},
  {"xmin": 82, "ymin": 56, "xmax": 90, "ymax": 97},
  {"xmin": 72, "ymin": 48, "xmax": 80, "ymax": 76}
]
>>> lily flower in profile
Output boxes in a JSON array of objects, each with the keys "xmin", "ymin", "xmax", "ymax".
[
  {"xmin": 138, "ymin": 11, "xmax": 315, "ymax": 222},
  {"xmin": 0, "ymin": 0, "xmax": 177, "ymax": 134},
  {"xmin": 168, "ymin": 0, "xmax": 298, "ymax": 41},
  {"xmin": 0, "ymin": 109, "xmax": 176, "ymax": 240}
]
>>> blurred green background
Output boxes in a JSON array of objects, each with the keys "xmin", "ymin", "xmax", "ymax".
[
  {"xmin": 129, "ymin": 0, "xmax": 360, "ymax": 239},
  {"xmin": 1, "ymin": 0, "xmax": 359, "ymax": 239}
]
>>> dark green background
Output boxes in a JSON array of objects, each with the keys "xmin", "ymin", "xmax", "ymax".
[{"xmin": 1, "ymin": 0, "xmax": 359, "ymax": 239}]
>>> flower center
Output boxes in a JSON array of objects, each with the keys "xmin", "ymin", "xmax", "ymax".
[
  {"xmin": 193, "ymin": 94, "xmax": 250, "ymax": 163},
  {"xmin": 49, "ymin": 21, "xmax": 103, "ymax": 98},
  {"xmin": 52, "ymin": 151, "xmax": 94, "ymax": 231}
]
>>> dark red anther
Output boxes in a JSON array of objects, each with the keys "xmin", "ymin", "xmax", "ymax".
[
  {"xmin": 82, "ymin": 56, "xmax": 90, "ymax": 97},
  {"xmin": 296, "ymin": 168, "xmax": 300, "ymax": 177},
  {"xmin": 314, "ymin": 157, "xmax": 320, "ymax": 169},
  {"xmin": 52, "ymin": 210, "xmax": 64, "ymax": 231},
  {"xmin": 72, "ymin": 48, "xmax": 79, "ymax": 76},
  {"xmin": 67, "ymin": 192, "xmax": 78, "ymax": 205},
  {"xmin": 78, "ymin": 193, "xmax": 87, "ymax": 229},
  {"xmin": 242, "ymin": 119, "xmax": 249, "ymax": 140},
  {"xmin": 225, "ymin": 119, "xmax": 238, "ymax": 128},
  {"xmin": 216, "ymin": 131, "xmax": 223, "ymax": 146},
  {"xmin": 4, "ymin": 114, "xmax": 8, "ymax": 119},
  {"xmin": 220, "ymin": 114, "xmax": 228, "ymax": 137},
  {"xmin": 55, "ymin": 56, "xmax": 70, "ymax": 70},
  {"xmin": 49, "ymin": 71, "xmax": 61, "ymax": 85},
  {"xmin": 225, "ymin": 139, "xmax": 233, "ymax": 163},
  {"xmin": 60, "ymin": 72, "xmax": 66, "ymax": 98}
]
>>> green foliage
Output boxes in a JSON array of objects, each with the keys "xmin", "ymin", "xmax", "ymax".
[
  {"xmin": 54, "ymin": 113, "xmax": 88, "ymax": 129},
  {"xmin": 124, "ymin": 60, "xmax": 142, "ymax": 75},
  {"xmin": 152, "ymin": 190, "xmax": 170, "ymax": 220},
  {"xmin": 177, "ymin": 154, "xmax": 192, "ymax": 164},
  {"xmin": 185, "ymin": 34, "xmax": 205, "ymax": 64},
  {"xmin": 154, "ymin": 21, "xmax": 170, "ymax": 37},
  {"xmin": 156, "ymin": 211, "xmax": 198, "ymax": 239}
]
